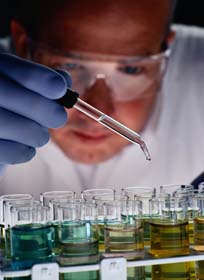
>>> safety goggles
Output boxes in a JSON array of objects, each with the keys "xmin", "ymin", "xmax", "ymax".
[{"xmin": 28, "ymin": 40, "xmax": 171, "ymax": 102}]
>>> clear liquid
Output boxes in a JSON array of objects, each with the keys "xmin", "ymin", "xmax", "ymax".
[
  {"xmin": 150, "ymin": 219, "xmax": 189, "ymax": 257},
  {"xmin": 127, "ymin": 267, "xmax": 146, "ymax": 280},
  {"xmin": 104, "ymin": 223, "xmax": 144, "ymax": 260},
  {"xmin": 58, "ymin": 242, "xmax": 99, "ymax": 280},
  {"xmin": 58, "ymin": 239, "xmax": 99, "ymax": 265},
  {"xmin": 10, "ymin": 223, "xmax": 53, "ymax": 269},
  {"xmin": 74, "ymin": 98, "xmax": 151, "ymax": 160}
]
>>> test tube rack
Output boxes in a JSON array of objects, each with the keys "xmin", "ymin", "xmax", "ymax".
[{"xmin": 0, "ymin": 248, "xmax": 204, "ymax": 280}]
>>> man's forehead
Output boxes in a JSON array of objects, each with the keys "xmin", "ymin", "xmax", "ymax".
[{"xmin": 39, "ymin": 0, "xmax": 171, "ymax": 56}]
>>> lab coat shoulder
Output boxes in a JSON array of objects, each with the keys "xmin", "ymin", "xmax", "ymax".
[
  {"xmin": 0, "ymin": 142, "xmax": 82, "ymax": 197},
  {"xmin": 171, "ymin": 25, "xmax": 204, "ymax": 81},
  {"xmin": 151, "ymin": 25, "xmax": 204, "ymax": 185},
  {"xmin": 165, "ymin": 25, "xmax": 204, "ymax": 109},
  {"xmin": 0, "ymin": 153, "xmax": 50, "ymax": 196}
]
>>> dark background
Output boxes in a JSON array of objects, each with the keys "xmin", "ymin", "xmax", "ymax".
[{"xmin": 0, "ymin": 0, "xmax": 204, "ymax": 37}]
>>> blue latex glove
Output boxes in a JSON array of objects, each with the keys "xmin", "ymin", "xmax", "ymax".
[{"xmin": 0, "ymin": 53, "xmax": 72, "ymax": 172}]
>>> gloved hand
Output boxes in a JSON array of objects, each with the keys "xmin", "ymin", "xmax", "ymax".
[{"xmin": 0, "ymin": 53, "xmax": 72, "ymax": 173}]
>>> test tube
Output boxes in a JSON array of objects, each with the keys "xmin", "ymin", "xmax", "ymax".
[{"xmin": 57, "ymin": 89, "xmax": 151, "ymax": 161}]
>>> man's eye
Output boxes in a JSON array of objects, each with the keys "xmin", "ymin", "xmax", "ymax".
[
  {"xmin": 118, "ymin": 65, "xmax": 143, "ymax": 75},
  {"xmin": 62, "ymin": 63, "xmax": 84, "ymax": 71}
]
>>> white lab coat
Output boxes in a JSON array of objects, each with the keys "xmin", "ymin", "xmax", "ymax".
[{"xmin": 1, "ymin": 25, "xmax": 204, "ymax": 197}]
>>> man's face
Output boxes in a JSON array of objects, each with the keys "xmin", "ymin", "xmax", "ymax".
[{"xmin": 20, "ymin": 0, "xmax": 171, "ymax": 164}]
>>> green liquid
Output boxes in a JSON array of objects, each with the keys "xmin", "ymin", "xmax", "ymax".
[
  {"xmin": 4, "ymin": 276, "xmax": 31, "ymax": 280},
  {"xmin": 5, "ymin": 228, "xmax": 11, "ymax": 259},
  {"xmin": 58, "ymin": 221, "xmax": 99, "ymax": 280},
  {"xmin": 52, "ymin": 222, "xmax": 61, "ymax": 256},
  {"xmin": 10, "ymin": 223, "xmax": 53, "ymax": 269},
  {"xmin": 59, "ymin": 270, "xmax": 99, "ymax": 280}
]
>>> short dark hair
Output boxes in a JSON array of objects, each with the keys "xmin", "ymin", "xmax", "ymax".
[
  {"xmin": 171, "ymin": 0, "xmax": 177, "ymax": 21},
  {"xmin": 14, "ymin": 0, "xmax": 66, "ymax": 39},
  {"xmin": 14, "ymin": 0, "xmax": 177, "ymax": 39}
]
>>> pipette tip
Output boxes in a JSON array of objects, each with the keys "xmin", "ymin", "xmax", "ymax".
[{"xmin": 140, "ymin": 142, "xmax": 151, "ymax": 161}]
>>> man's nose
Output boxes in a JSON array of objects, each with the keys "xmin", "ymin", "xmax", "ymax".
[{"xmin": 82, "ymin": 75, "xmax": 114, "ymax": 115}]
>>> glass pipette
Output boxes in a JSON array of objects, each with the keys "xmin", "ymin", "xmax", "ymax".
[{"xmin": 57, "ymin": 89, "xmax": 151, "ymax": 160}]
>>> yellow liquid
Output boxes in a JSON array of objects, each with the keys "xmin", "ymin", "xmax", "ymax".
[
  {"xmin": 0, "ymin": 224, "xmax": 5, "ymax": 260},
  {"xmin": 187, "ymin": 221, "xmax": 195, "ymax": 279},
  {"xmin": 98, "ymin": 223, "xmax": 105, "ymax": 253},
  {"xmin": 195, "ymin": 261, "xmax": 204, "ymax": 280},
  {"xmin": 193, "ymin": 217, "xmax": 204, "ymax": 280},
  {"xmin": 188, "ymin": 221, "xmax": 194, "ymax": 245},
  {"xmin": 142, "ymin": 217, "xmax": 151, "ymax": 247},
  {"xmin": 194, "ymin": 217, "xmax": 204, "ymax": 248},
  {"xmin": 0, "ymin": 224, "xmax": 5, "ymax": 250},
  {"xmin": 150, "ymin": 219, "xmax": 189, "ymax": 257},
  {"xmin": 152, "ymin": 263, "xmax": 190, "ymax": 280}
]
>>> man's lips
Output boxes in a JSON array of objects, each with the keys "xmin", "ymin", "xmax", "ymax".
[{"xmin": 72, "ymin": 130, "xmax": 111, "ymax": 143}]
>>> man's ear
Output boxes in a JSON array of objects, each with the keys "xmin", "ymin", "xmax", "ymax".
[
  {"xmin": 167, "ymin": 30, "xmax": 176, "ymax": 46},
  {"xmin": 10, "ymin": 19, "xmax": 29, "ymax": 58}
]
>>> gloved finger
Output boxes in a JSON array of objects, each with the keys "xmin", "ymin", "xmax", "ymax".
[
  {"xmin": 0, "ymin": 108, "xmax": 50, "ymax": 147},
  {"xmin": 0, "ymin": 140, "xmax": 36, "ymax": 164},
  {"xmin": 0, "ymin": 53, "xmax": 71, "ymax": 99},
  {"xmin": 56, "ymin": 69, "xmax": 72, "ymax": 87},
  {"xmin": 55, "ymin": 70, "xmax": 79, "ymax": 109},
  {"xmin": 0, "ymin": 75, "xmax": 67, "ymax": 128}
]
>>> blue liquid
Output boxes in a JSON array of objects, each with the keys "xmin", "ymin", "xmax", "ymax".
[{"xmin": 10, "ymin": 223, "xmax": 53, "ymax": 270}]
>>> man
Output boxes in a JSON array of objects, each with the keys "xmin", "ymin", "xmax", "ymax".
[{"xmin": 0, "ymin": 0, "xmax": 204, "ymax": 196}]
